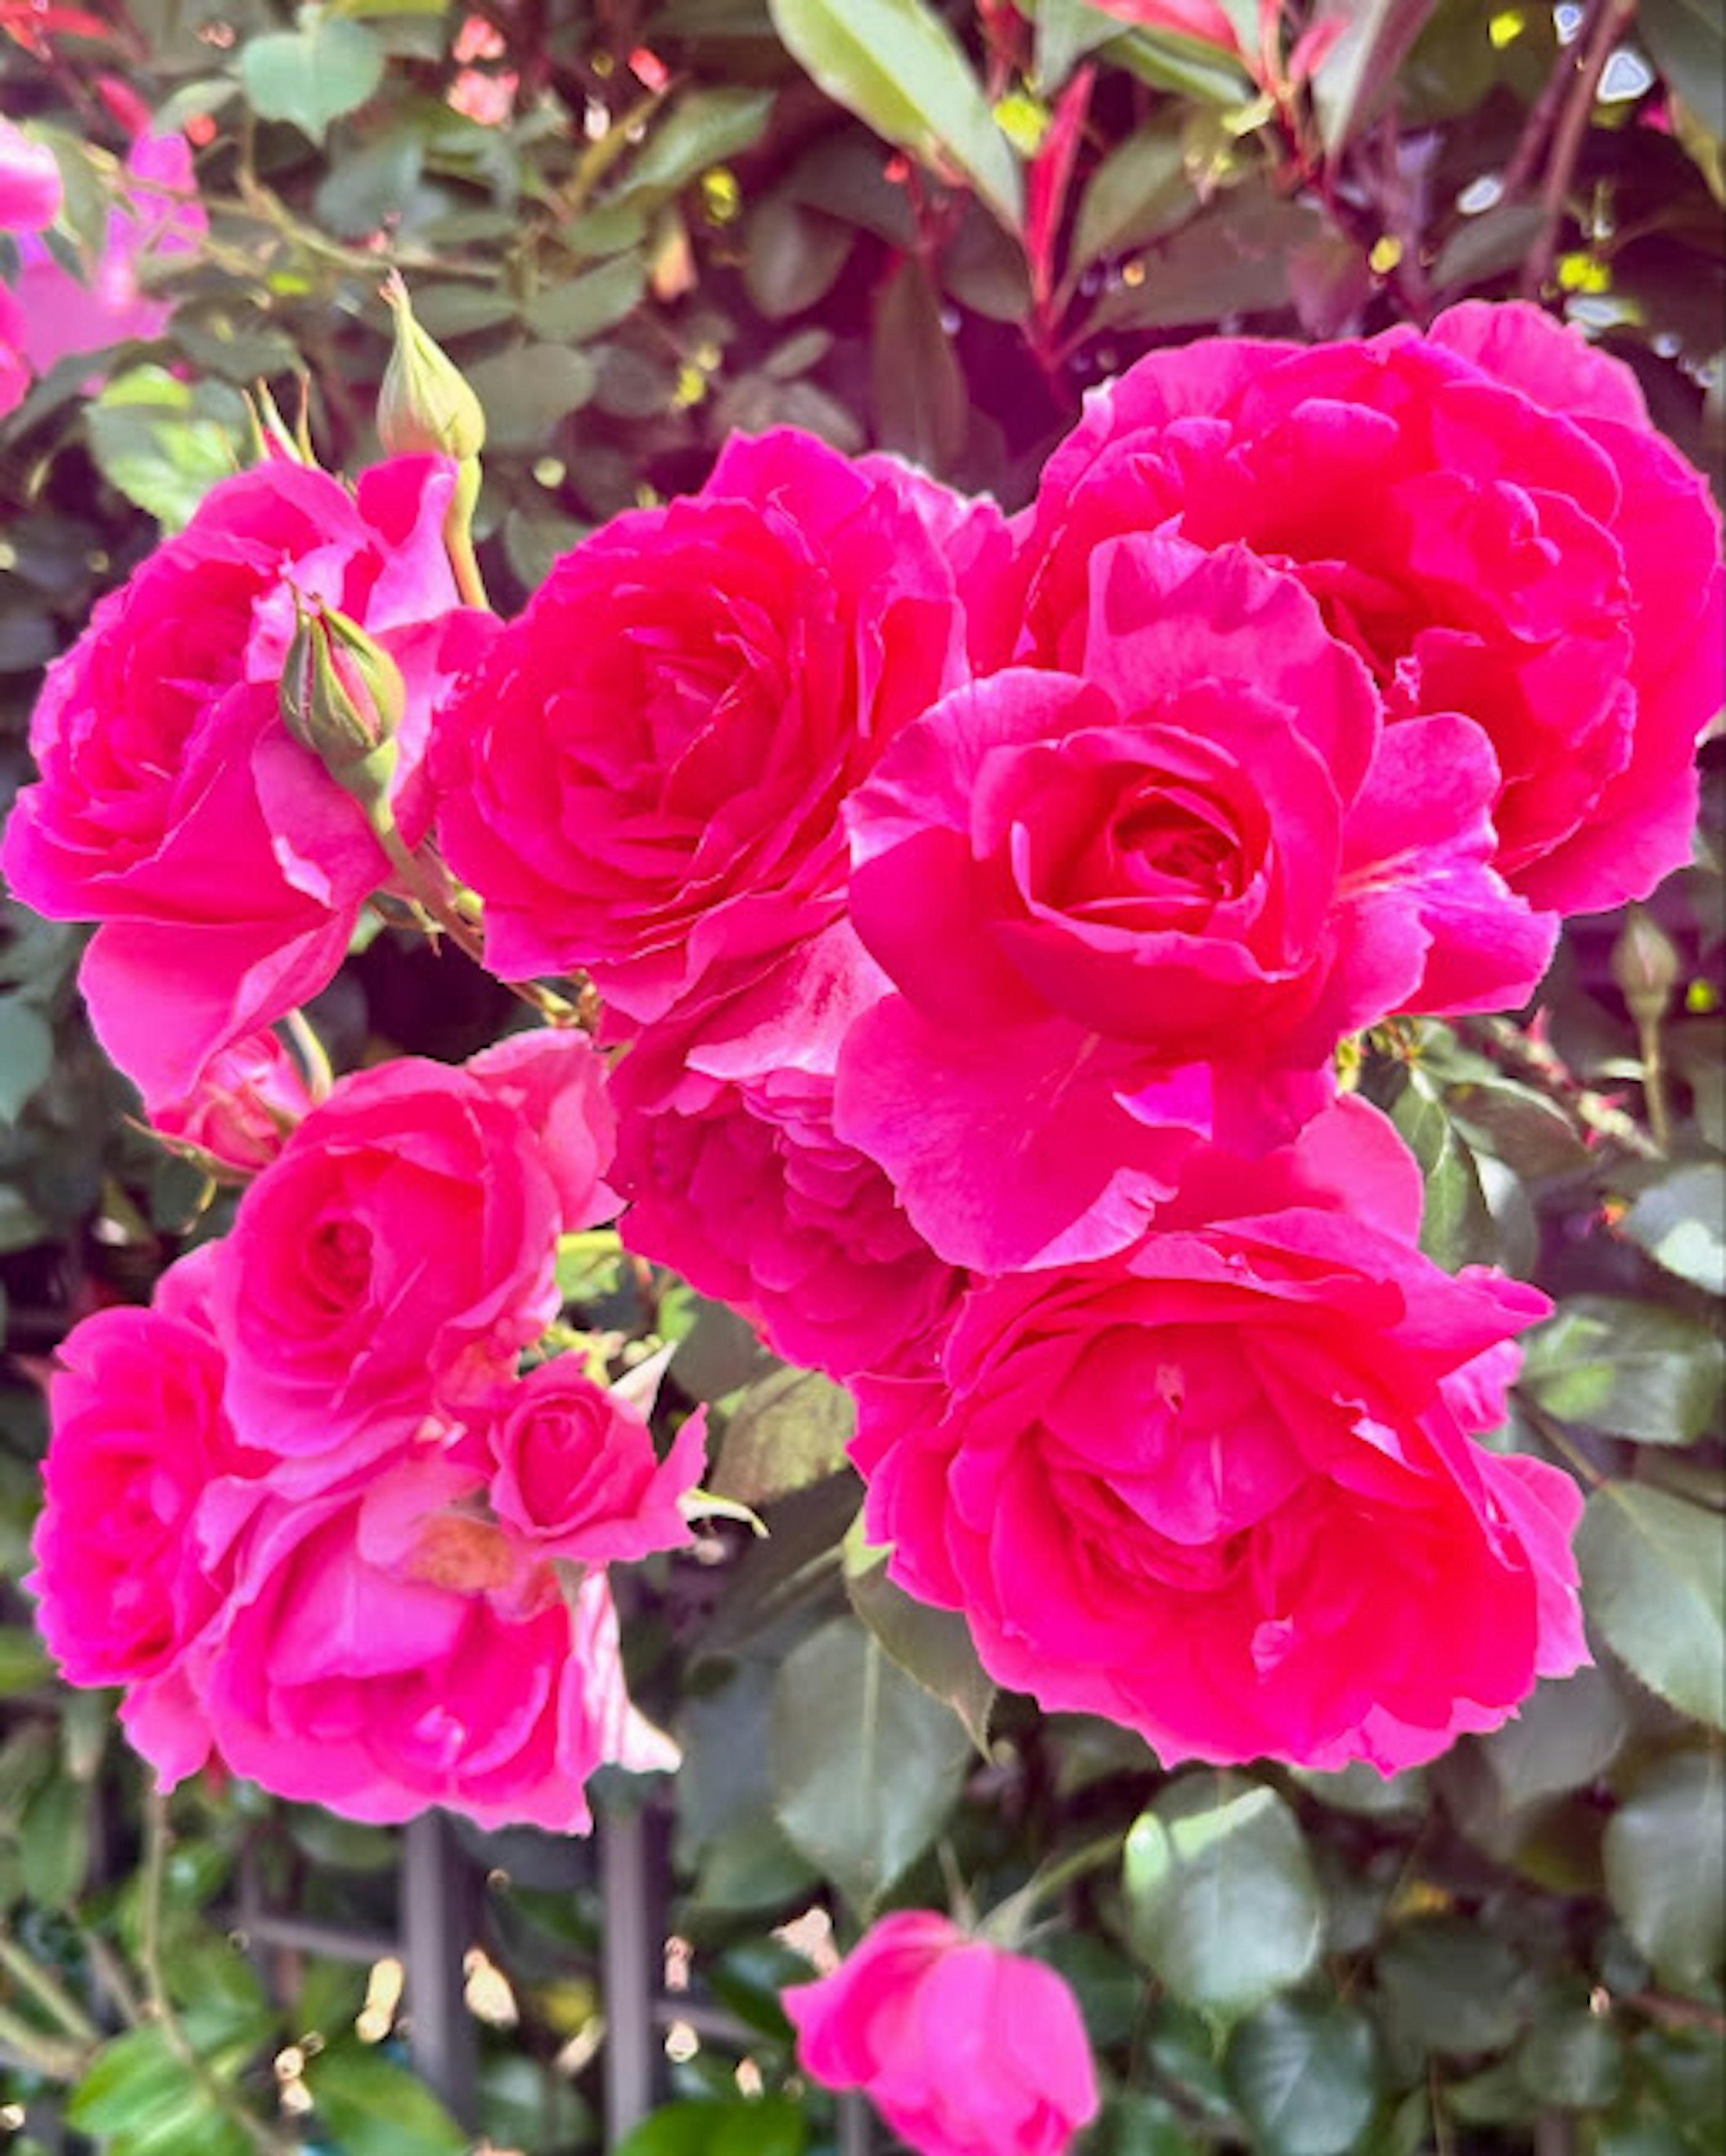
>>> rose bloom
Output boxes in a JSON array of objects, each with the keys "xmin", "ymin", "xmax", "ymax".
[
  {"xmin": 186, "ymin": 1465, "xmax": 673, "ymax": 1832},
  {"xmin": 1019, "ymin": 301, "xmax": 1724, "ymax": 916},
  {"xmin": 482, "ymin": 1356, "xmax": 706, "ymax": 1565},
  {"xmin": 433, "ymin": 428, "xmax": 1001, "ymax": 1023},
  {"xmin": 612, "ymin": 926, "xmax": 963, "ymax": 1380},
  {"xmin": 836, "ymin": 533, "xmax": 1552, "ymax": 1273},
  {"xmin": 852, "ymin": 1100, "xmax": 1586, "ymax": 1773},
  {"xmin": 213, "ymin": 1035, "xmax": 615, "ymax": 1465},
  {"xmin": 28, "ymin": 1247, "xmax": 254, "ymax": 1783},
  {"xmin": 783, "ymin": 1911, "xmax": 1099, "ymax": 2156},
  {"xmin": 150, "ymin": 1027, "xmax": 321, "ymax": 1175},
  {"xmin": 0, "ymin": 455, "xmax": 487, "ymax": 1106}
]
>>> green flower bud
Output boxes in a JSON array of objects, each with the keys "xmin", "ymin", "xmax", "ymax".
[
  {"xmin": 280, "ymin": 596, "xmax": 405, "ymax": 825},
  {"xmin": 1610, "ymin": 904, "xmax": 1681, "ymax": 1032},
  {"xmin": 378, "ymin": 272, "xmax": 486, "ymax": 462}
]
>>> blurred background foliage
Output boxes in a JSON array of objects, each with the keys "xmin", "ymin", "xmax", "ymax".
[{"xmin": 0, "ymin": 0, "xmax": 1721, "ymax": 2149}]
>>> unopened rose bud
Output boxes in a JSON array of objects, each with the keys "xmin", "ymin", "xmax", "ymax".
[
  {"xmin": 280, "ymin": 597, "xmax": 404, "ymax": 826},
  {"xmin": 378, "ymin": 272, "xmax": 486, "ymax": 462},
  {"xmin": 1610, "ymin": 905, "xmax": 1681, "ymax": 1032}
]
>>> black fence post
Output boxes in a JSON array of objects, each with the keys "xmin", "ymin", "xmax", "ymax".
[{"xmin": 402, "ymin": 1812, "xmax": 478, "ymax": 2131}]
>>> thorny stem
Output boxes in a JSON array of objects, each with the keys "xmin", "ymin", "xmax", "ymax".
[
  {"xmin": 1634, "ymin": 1015, "xmax": 1672, "ymax": 1152},
  {"xmin": 141, "ymin": 1794, "xmax": 292, "ymax": 2156},
  {"xmin": 1520, "ymin": 0, "xmax": 1637, "ymax": 298}
]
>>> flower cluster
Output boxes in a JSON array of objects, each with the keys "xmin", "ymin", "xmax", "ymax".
[
  {"xmin": 30, "ymin": 1035, "xmax": 697, "ymax": 1831},
  {"xmin": 12, "ymin": 299, "xmax": 1720, "ymax": 1842}
]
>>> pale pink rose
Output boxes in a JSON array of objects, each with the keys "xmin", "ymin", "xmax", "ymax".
[
  {"xmin": 835, "ymin": 536, "xmax": 1552, "ymax": 1273},
  {"xmin": 1021, "ymin": 302, "xmax": 1724, "ymax": 915},
  {"xmin": 482, "ymin": 1358, "xmax": 706, "ymax": 1565},
  {"xmin": 0, "ymin": 117, "xmax": 61, "ymax": 231},
  {"xmin": 783, "ymin": 1911, "xmax": 1099, "ymax": 2156},
  {"xmin": 213, "ymin": 1039, "xmax": 614, "ymax": 1461},
  {"xmin": 852, "ymin": 1100, "xmax": 1586, "ymax": 1773},
  {"xmin": 150, "ymin": 1028, "xmax": 321, "ymax": 1175},
  {"xmin": 11, "ymin": 134, "xmax": 203, "ymax": 376},
  {"xmin": 195, "ymin": 1466, "xmax": 671, "ymax": 1831},
  {"xmin": 433, "ymin": 429, "xmax": 999, "ymax": 1022},
  {"xmin": 0, "ymin": 456, "xmax": 488, "ymax": 1105},
  {"xmin": 612, "ymin": 926, "xmax": 963, "ymax": 1380}
]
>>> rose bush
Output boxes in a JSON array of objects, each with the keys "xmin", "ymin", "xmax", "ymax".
[
  {"xmin": 851, "ymin": 1100, "xmax": 1586, "ymax": 1771},
  {"xmin": 1018, "ymin": 302, "xmax": 1725, "ymax": 917},
  {"xmin": 783, "ymin": 1910, "xmax": 1100, "ymax": 2156}
]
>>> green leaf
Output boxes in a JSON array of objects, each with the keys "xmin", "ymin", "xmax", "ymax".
[
  {"xmin": 1638, "ymin": 0, "xmax": 1726, "ymax": 139},
  {"xmin": 1376, "ymin": 1917, "xmax": 1526, "ymax": 2055},
  {"xmin": 1108, "ymin": 22, "xmax": 1257, "ymax": 105},
  {"xmin": 1445, "ymin": 1076, "xmax": 1588, "ymax": 1178},
  {"xmin": 0, "ymin": 1001, "xmax": 53, "ymax": 1124},
  {"xmin": 1514, "ymin": 2010, "xmax": 1624, "ymax": 2111},
  {"xmin": 713, "ymin": 1366, "xmax": 855, "ymax": 1506},
  {"xmin": 846, "ymin": 1548, "xmax": 996, "ymax": 1752},
  {"xmin": 1227, "ymin": 1996, "xmax": 1382, "ymax": 2156},
  {"xmin": 1035, "ymin": 0, "xmax": 1128, "ymax": 90},
  {"xmin": 617, "ymin": 2096, "xmax": 807, "ymax": 2156},
  {"xmin": 87, "ymin": 368, "xmax": 249, "ymax": 532},
  {"xmin": 1432, "ymin": 200, "xmax": 1547, "ymax": 292},
  {"xmin": 1092, "ymin": 191, "xmax": 1326, "ymax": 333},
  {"xmin": 1619, "ymin": 1164, "xmax": 1726, "ymax": 1296},
  {"xmin": 768, "ymin": 0, "xmax": 1025, "ymax": 231},
  {"xmin": 1576, "ymin": 1481, "xmax": 1726, "ymax": 1728},
  {"xmin": 742, "ymin": 196, "xmax": 855, "ymax": 317},
  {"xmin": 307, "ymin": 2046, "xmax": 469, "ymax": 2156},
  {"xmin": 1519, "ymin": 1295, "xmax": 1724, "ymax": 1445},
  {"xmin": 464, "ymin": 345, "xmax": 598, "ymax": 451},
  {"xmin": 1123, "ymin": 1778, "xmax": 1324, "ymax": 2020},
  {"xmin": 0, "ymin": 1628, "xmax": 50, "ymax": 1695},
  {"xmin": 872, "ymin": 253, "xmax": 968, "ymax": 475},
  {"xmin": 525, "ymin": 257, "xmax": 649, "ymax": 342},
  {"xmin": 1603, "ymin": 1750, "xmax": 1726, "ymax": 1989},
  {"xmin": 1311, "ymin": 0, "xmax": 1444, "ymax": 155},
  {"xmin": 612, "ymin": 87, "xmax": 776, "ymax": 205},
  {"xmin": 1478, "ymin": 1664, "xmax": 1628, "ymax": 1812},
  {"xmin": 20, "ymin": 1773, "xmax": 89, "ymax": 1909},
  {"xmin": 1071, "ymin": 119, "xmax": 1192, "ymax": 271},
  {"xmin": 771, "ymin": 1615, "xmax": 968, "ymax": 1912},
  {"xmin": 239, "ymin": 17, "xmax": 385, "ymax": 144},
  {"xmin": 1391, "ymin": 1073, "xmax": 1498, "ymax": 1272}
]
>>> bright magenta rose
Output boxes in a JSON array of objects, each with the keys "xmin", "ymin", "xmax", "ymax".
[
  {"xmin": 836, "ymin": 535, "xmax": 1552, "ymax": 1272},
  {"xmin": 0, "ymin": 116, "xmax": 61, "ymax": 231},
  {"xmin": 189, "ymin": 1472, "xmax": 673, "ymax": 1831},
  {"xmin": 482, "ymin": 1357, "xmax": 706, "ymax": 1565},
  {"xmin": 1020, "ymin": 302, "xmax": 1723, "ymax": 915},
  {"xmin": 612, "ymin": 927, "xmax": 963, "ymax": 1380},
  {"xmin": 433, "ymin": 429, "xmax": 997, "ymax": 1022},
  {"xmin": 213, "ymin": 1036, "xmax": 615, "ymax": 1463},
  {"xmin": 150, "ymin": 1027, "xmax": 321, "ymax": 1176},
  {"xmin": 783, "ymin": 1911, "xmax": 1099, "ymax": 2156},
  {"xmin": 0, "ymin": 456, "xmax": 487, "ymax": 1105},
  {"xmin": 852, "ymin": 1101, "xmax": 1586, "ymax": 1772},
  {"xmin": 28, "ymin": 1248, "xmax": 254, "ymax": 1782}
]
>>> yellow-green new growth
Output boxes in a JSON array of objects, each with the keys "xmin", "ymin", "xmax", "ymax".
[{"xmin": 280, "ymin": 595, "xmax": 405, "ymax": 842}]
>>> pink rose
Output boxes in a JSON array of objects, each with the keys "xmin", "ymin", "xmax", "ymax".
[
  {"xmin": 0, "ymin": 456, "xmax": 487, "ymax": 1105},
  {"xmin": 836, "ymin": 536, "xmax": 1552, "ymax": 1272},
  {"xmin": 852, "ymin": 1100, "xmax": 1586, "ymax": 1772},
  {"xmin": 0, "ymin": 117, "xmax": 62, "ymax": 232},
  {"xmin": 612, "ymin": 927, "xmax": 963, "ymax": 1380},
  {"xmin": 213, "ymin": 1038, "xmax": 614, "ymax": 1462},
  {"xmin": 482, "ymin": 1357, "xmax": 706, "ymax": 1565},
  {"xmin": 783, "ymin": 1911, "xmax": 1099, "ymax": 2156},
  {"xmin": 194, "ymin": 1466, "xmax": 673, "ymax": 1831},
  {"xmin": 433, "ymin": 428, "xmax": 996, "ymax": 1022},
  {"xmin": 150, "ymin": 1027, "xmax": 321, "ymax": 1175},
  {"xmin": 10, "ymin": 134, "xmax": 204, "ymax": 377},
  {"xmin": 27, "ymin": 1248, "xmax": 252, "ymax": 1784},
  {"xmin": 1020, "ymin": 302, "xmax": 1724, "ymax": 915}
]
